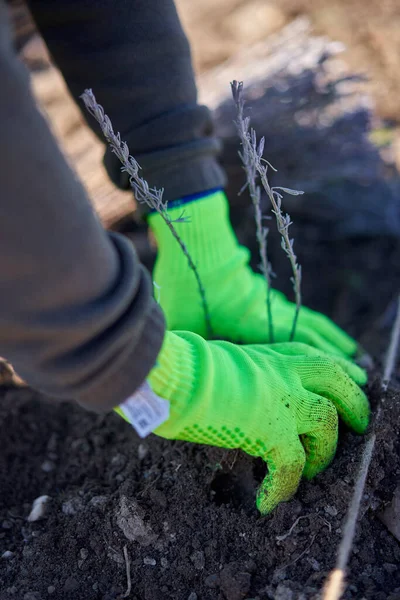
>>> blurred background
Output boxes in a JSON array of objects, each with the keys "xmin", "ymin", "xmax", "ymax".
[{"xmin": 11, "ymin": 0, "xmax": 400, "ymax": 224}]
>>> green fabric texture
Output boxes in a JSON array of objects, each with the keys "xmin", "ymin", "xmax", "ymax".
[
  {"xmin": 147, "ymin": 331, "xmax": 369, "ymax": 514},
  {"xmin": 148, "ymin": 191, "xmax": 357, "ymax": 356}
]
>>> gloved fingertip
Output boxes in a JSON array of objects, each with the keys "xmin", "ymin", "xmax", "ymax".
[
  {"xmin": 348, "ymin": 364, "xmax": 368, "ymax": 386},
  {"xmin": 256, "ymin": 486, "xmax": 277, "ymax": 515},
  {"xmin": 340, "ymin": 338, "xmax": 358, "ymax": 357},
  {"xmin": 302, "ymin": 466, "xmax": 316, "ymax": 481},
  {"xmin": 256, "ymin": 471, "xmax": 302, "ymax": 515},
  {"xmin": 302, "ymin": 459, "xmax": 331, "ymax": 481},
  {"xmin": 351, "ymin": 409, "xmax": 370, "ymax": 435},
  {"xmin": 333, "ymin": 358, "xmax": 368, "ymax": 386}
]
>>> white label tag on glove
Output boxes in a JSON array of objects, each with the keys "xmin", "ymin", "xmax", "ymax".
[{"xmin": 118, "ymin": 381, "xmax": 170, "ymax": 438}]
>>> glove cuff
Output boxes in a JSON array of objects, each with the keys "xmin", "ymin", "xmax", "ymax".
[
  {"xmin": 148, "ymin": 331, "xmax": 194, "ymax": 399},
  {"xmin": 148, "ymin": 191, "xmax": 248, "ymax": 276},
  {"xmin": 147, "ymin": 331, "xmax": 202, "ymax": 438}
]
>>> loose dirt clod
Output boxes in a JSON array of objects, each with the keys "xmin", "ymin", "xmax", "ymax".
[
  {"xmin": 61, "ymin": 497, "xmax": 84, "ymax": 516},
  {"xmin": 116, "ymin": 496, "xmax": 157, "ymax": 546},
  {"xmin": 379, "ymin": 485, "xmax": 400, "ymax": 542},
  {"xmin": 220, "ymin": 562, "xmax": 252, "ymax": 600}
]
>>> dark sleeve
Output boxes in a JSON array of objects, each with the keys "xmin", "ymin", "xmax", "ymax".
[
  {"xmin": 0, "ymin": 1, "xmax": 165, "ymax": 412},
  {"xmin": 26, "ymin": 0, "xmax": 226, "ymax": 205}
]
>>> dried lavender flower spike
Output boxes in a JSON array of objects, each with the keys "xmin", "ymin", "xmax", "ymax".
[
  {"xmin": 81, "ymin": 89, "xmax": 212, "ymax": 338},
  {"xmin": 231, "ymin": 80, "xmax": 303, "ymax": 342},
  {"xmin": 231, "ymin": 80, "xmax": 274, "ymax": 343}
]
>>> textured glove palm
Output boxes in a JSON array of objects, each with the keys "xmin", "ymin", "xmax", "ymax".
[
  {"xmin": 147, "ymin": 331, "xmax": 369, "ymax": 514},
  {"xmin": 149, "ymin": 191, "xmax": 357, "ymax": 356}
]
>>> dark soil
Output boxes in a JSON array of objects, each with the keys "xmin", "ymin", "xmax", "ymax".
[
  {"xmin": 1, "ymin": 224, "xmax": 400, "ymax": 600},
  {"xmin": 0, "ymin": 371, "xmax": 399, "ymax": 600}
]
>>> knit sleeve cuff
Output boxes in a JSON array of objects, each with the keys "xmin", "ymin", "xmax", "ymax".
[
  {"xmin": 104, "ymin": 139, "xmax": 227, "ymax": 217},
  {"xmin": 77, "ymin": 299, "xmax": 165, "ymax": 412}
]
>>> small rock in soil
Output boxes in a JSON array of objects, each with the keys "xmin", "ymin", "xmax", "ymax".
[
  {"xmin": 27, "ymin": 495, "xmax": 51, "ymax": 522},
  {"xmin": 307, "ymin": 557, "xmax": 320, "ymax": 571},
  {"xmin": 46, "ymin": 433, "xmax": 58, "ymax": 453},
  {"xmin": 111, "ymin": 453, "xmax": 126, "ymax": 468},
  {"xmin": 63, "ymin": 576, "xmax": 79, "ymax": 592},
  {"xmin": 324, "ymin": 505, "xmax": 338, "ymax": 517},
  {"xmin": 47, "ymin": 586, "xmax": 55, "ymax": 594},
  {"xmin": 379, "ymin": 485, "xmax": 400, "ymax": 541},
  {"xmin": 107, "ymin": 548, "xmax": 124, "ymax": 565},
  {"xmin": 61, "ymin": 497, "xmax": 84, "ymax": 515},
  {"xmin": 143, "ymin": 557, "xmax": 157, "ymax": 566},
  {"xmin": 40, "ymin": 460, "xmax": 55, "ymax": 473},
  {"xmin": 138, "ymin": 443, "xmax": 148, "ymax": 460},
  {"xmin": 188, "ymin": 593, "xmax": 198, "ymax": 600},
  {"xmin": 274, "ymin": 584, "xmax": 295, "ymax": 600},
  {"xmin": 271, "ymin": 569, "xmax": 288, "ymax": 584},
  {"xmin": 160, "ymin": 557, "xmax": 169, "ymax": 568},
  {"xmin": 21, "ymin": 526, "xmax": 32, "ymax": 542},
  {"xmin": 116, "ymin": 496, "xmax": 157, "ymax": 546},
  {"xmin": 220, "ymin": 562, "xmax": 252, "ymax": 600},
  {"xmin": 190, "ymin": 550, "xmax": 205, "ymax": 570},
  {"xmin": 204, "ymin": 573, "xmax": 220, "ymax": 588},
  {"xmin": 88, "ymin": 495, "xmax": 108, "ymax": 510},
  {"xmin": 2, "ymin": 550, "xmax": 14, "ymax": 559}
]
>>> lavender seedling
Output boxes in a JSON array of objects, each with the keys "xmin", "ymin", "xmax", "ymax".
[
  {"xmin": 231, "ymin": 82, "xmax": 274, "ymax": 343},
  {"xmin": 231, "ymin": 81, "xmax": 303, "ymax": 342},
  {"xmin": 81, "ymin": 89, "xmax": 212, "ymax": 338}
]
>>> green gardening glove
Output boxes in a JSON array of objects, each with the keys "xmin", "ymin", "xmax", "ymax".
[
  {"xmin": 148, "ymin": 191, "xmax": 357, "ymax": 357},
  {"xmin": 141, "ymin": 331, "xmax": 369, "ymax": 514}
]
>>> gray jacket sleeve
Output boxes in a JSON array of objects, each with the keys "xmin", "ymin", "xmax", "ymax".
[
  {"xmin": 26, "ymin": 0, "xmax": 226, "ymax": 208},
  {"xmin": 0, "ymin": 1, "xmax": 165, "ymax": 412}
]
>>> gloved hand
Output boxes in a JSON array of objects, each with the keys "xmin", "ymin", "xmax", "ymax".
[
  {"xmin": 142, "ymin": 331, "xmax": 369, "ymax": 514},
  {"xmin": 148, "ymin": 191, "xmax": 357, "ymax": 357}
]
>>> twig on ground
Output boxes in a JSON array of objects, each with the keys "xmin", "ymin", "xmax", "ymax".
[
  {"xmin": 275, "ymin": 534, "xmax": 316, "ymax": 574},
  {"xmin": 121, "ymin": 545, "xmax": 132, "ymax": 599},
  {"xmin": 276, "ymin": 513, "xmax": 331, "ymax": 542},
  {"xmin": 81, "ymin": 89, "xmax": 212, "ymax": 338},
  {"xmin": 227, "ymin": 449, "xmax": 239, "ymax": 471},
  {"xmin": 322, "ymin": 293, "xmax": 400, "ymax": 600},
  {"xmin": 231, "ymin": 81, "xmax": 303, "ymax": 341},
  {"xmin": 276, "ymin": 515, "xmax": 310, "ymax": 542},
  {"xmin": 231, "ymin": 81, "xmax": 274, "ymax": 342}
]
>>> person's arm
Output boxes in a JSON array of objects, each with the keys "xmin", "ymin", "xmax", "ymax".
[
  {"xmin": 26, "ymin": 0, "xmax": 226, "ymax": 204},
  {"xmin": 0, "ymin": 1, "xmax": 165, "ymax": 412},
  {"xmin": 25, "ymin": 0, "xmax": 361, "ymax": 359}
]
